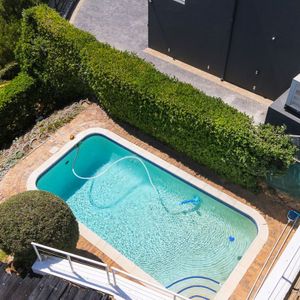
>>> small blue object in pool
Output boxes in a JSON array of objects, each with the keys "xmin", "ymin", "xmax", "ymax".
[{"xmin": 229, "ymin": 236, "xmax": 235, "ymax": 242}]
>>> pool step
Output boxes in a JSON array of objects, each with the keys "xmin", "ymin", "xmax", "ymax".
[{"xmin": 166, "ymin": 276, "xmax": 221, "ymax": 299}]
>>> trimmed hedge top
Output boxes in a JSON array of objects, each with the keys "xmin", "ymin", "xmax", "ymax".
[
  {"xmin": 15, "ymin": 5, "xmax": 296, "ymax": 189},
  {"xmin": 0, "ymin": 190, "xmax": 79, "ymax": 267},
  {"xmin": 16, "ymin": 4, "xmax": 95, "ymax": 102}
]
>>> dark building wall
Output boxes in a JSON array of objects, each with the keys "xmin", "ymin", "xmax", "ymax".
[
  {"xmin": 148, "ymin": 0, "xmax": 235, "ymax": 77},
  {"xmin": 148, "ymin": 0, "xmax": 300, "ymax": 100}
]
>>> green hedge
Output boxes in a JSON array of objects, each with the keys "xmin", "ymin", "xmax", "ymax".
[
  {"xmin": 0, "ymin": 73, "xmax": 38, "ymax": 145},
  {"xmin": 0, "ymin": 0, "xmax": 48, "ymax": 68},
  {"xmin": 0, "ymin": 62, "xmax": 20, "ymax": 81},
  {"xmin": 16, "ymin": 5, "xmax": 296, "ymax": 188},
  {"xmin": 16, "ymin": 5, "xmax": 95, "ymax": 103}
]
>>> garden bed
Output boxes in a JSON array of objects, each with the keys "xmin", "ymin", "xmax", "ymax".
[{"xmin": 0, "ymin": 100, "xmax": 89, "ymax": 181}]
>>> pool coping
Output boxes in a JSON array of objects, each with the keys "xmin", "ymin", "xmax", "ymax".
[{"xmin": 27, "ymin": 127, "xmax": 269, "ymax": 299}]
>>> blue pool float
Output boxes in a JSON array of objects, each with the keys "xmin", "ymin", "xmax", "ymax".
[{"xmin": 179, "ymin": 196, "xmax": 201, "ymax": 205}]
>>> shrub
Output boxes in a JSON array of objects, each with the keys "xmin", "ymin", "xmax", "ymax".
[
  {"xmin": 16, "ymin": 4, "xmax": 95, "ymax": 103},
  {"xmin": 0, "ymin": 0, "xmax": 48, "ymax": 68},
  {"xmin": 0, "ymin": 191, "xmax": 79, "ymax": 267},
  {"xmin": 0, "ymin": 62, "xmax": 20, "ymax": 81},
  {"xmin": 0, "ymin": 18, "xmax": 18, "ymax": 68},
  {"xmin": 0, "ymin": 73, "xmax": 38, "ymax": 146},
  {"xmin": 16, "ymin": 5, "xmax": 296, "ymax": 188},
  {"xmin": 0, "ymin": 249, "xmax": 8, "ymax": 262}
]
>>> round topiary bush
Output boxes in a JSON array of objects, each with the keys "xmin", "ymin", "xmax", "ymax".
[{"xmin": 0, "ymin": 191, "xmax": 79, "ymax": 267}]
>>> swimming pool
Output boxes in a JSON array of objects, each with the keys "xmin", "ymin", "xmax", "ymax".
[{"xmin": 28, "ymin": 128, "xmax": 268, "ymax": 299}]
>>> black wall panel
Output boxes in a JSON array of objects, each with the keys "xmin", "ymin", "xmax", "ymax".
[
  {"xmin": 149, "ymin": 0, "xmax": 300, "ymax": 100},
  {"xmin": 224, "ymin": 0, "xmax": 300, "ymax": 99},
  {"xmin": 148, "ymin": 0, "xmax": 235, "ymax": 77}
]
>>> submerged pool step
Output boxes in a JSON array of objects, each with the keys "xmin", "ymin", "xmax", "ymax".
[{"xmin": 166, "ymin": 276, "xmax": 221, "ymax": 299}]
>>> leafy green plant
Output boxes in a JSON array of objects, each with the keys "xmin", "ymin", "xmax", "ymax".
[
  {"xmin": 16, "ymin": 4, "xmax": 95, "ymax": 104},
  {"xmin": 0, "ymin": 249, "xmax": 8, "ymax": 262},
  {"xmin": 0, "ymin": 191, "xmax": 79, "ymax": 267},
  {"xmin": 0, "ymin": 73, "xmax": 37, "ymax": 146},
  {"xmin": 0, "ymin": 0, "xmax": 47, "ymax": 68},
  {"xmin": 15, "ymin": 5, "xmax": 296, "ymax": 189},
  {"xmin": 0, "ymin": 62, "xmax": 20, "ymax": 81},
  {"xmin": 0, "ymin": 81, "xmax": 10, "ymax": 89}
]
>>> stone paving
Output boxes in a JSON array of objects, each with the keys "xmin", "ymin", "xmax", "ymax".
[{"xmin": 0, "ymin": 104, "xmax": 294, "ymax": 299}]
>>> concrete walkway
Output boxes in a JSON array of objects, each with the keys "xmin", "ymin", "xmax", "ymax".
[{"xmin": 71, "ymin": 0, "xmax": 271, "ymax": 124}]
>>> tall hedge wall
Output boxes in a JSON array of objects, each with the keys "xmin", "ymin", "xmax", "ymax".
[
  {"xmin": 16, "ymin": 5, "xmax": 296, "ymax": 188},
  {"xmin": 16, "ymin": 5, "xmax": 95, "ymax": 103},
  {"xmin": 0, "ymin": 73, "xmax": 37, "ymax": 145}
]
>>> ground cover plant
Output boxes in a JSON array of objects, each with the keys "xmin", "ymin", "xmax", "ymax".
[{"xmin": 0, "ymin": 100, "xmax": 87, "ymax": 180}]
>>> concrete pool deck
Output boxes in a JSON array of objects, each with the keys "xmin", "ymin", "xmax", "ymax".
[
  {"xmin": 0, "ymin": 103, "xmax": 296, "ymax": 299},
  {"xmin": 71, "ymin": 0, "xmax": 272, "ymax": 124}
]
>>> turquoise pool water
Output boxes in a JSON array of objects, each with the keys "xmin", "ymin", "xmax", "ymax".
[{"xmin": 37, "ymin": 134, "xmax": 257, "ymax": 297}]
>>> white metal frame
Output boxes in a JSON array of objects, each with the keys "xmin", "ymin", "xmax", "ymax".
[{"xmin": 31, "ymin": 242, "xmax": 188, "ymax": 300}]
